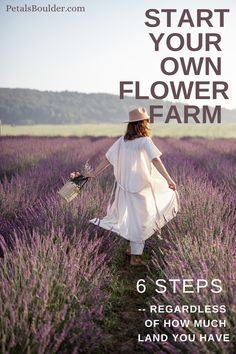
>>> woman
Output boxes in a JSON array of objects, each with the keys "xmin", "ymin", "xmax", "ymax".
[{"xmin": 71, "ymin": 107, "xmax": 180, "ymax": 266}]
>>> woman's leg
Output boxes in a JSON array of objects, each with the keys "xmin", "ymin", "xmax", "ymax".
[
  {"xmin": 130, "ymin": 241, "xmax": 145, "ymax": 255},
  {"xmin": 130, "ymin": 241, "xmax": 145, "ymax": 265},
  {"xmin": 126, "ymin": 242, "xmax": 131, "ymax": 255}
]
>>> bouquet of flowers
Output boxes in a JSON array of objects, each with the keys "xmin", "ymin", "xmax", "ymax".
[{"xmin": 57, "ymin": 161, "xmax": 92, "ymax": 203}]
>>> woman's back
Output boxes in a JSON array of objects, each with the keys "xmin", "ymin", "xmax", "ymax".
[{"xmin": 105, "ymin": 136, "xmax": 163, "ymax": 193}]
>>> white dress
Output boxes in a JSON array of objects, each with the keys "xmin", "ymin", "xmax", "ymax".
[{"xmin": 89, "ymin": 136, "xmax": 180, "ymax": 242}]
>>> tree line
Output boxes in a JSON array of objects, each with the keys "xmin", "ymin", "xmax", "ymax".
[{"xmin": 0, "ymin": 88, "xmax": 235, "ymax": 124}]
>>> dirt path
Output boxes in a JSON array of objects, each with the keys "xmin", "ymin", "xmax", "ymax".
[{"xmin": 98, "ymin": 241, "xmax": 155, "ymax": 354}]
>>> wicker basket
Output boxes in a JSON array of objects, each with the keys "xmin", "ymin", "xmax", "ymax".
[{"xmin": 58, "ymin": 175, "xmax": 88, "ymax": 203}]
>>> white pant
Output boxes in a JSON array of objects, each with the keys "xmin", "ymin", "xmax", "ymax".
[{"xmin": 130, "ymin": 241, "xmax": 145, "ymax": 255}]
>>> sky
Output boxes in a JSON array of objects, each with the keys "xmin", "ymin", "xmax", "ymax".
[{"xmin": 0, "ymin": 0, "xmax": 236, "ymax": 109}]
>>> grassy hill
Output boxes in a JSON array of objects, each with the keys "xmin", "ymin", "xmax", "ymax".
[{"xmin": 0, "ymin": 87, "xmax": 235, "ymax": 124}]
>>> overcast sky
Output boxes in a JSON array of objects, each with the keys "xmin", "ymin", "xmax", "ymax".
[{"xmin": 0, "ymin": 0, "xmax": 235, "ymax": 109}]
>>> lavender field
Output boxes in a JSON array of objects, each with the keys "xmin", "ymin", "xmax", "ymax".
[{"xmin": 0, "ymin": 136, "xmax": 236, "ymax": 354}]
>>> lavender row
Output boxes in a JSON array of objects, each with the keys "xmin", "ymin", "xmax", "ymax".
[
  {"xmin": 0, "ymin": 137, "xmax": 118, "ymax": 353},
  {"xmin": 145, "ymin": 144, "xmax": 236, "ymax": 354}
]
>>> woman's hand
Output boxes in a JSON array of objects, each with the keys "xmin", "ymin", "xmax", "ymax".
[
  {"xmin": 167, "ymin": 178, "xmax": 177, "ymax": 191},
  {"xmin": 70, "ymin": 171, "xmax": 80, "ymax": 179},
  {"xmin": 152, "ymin": 158, "xmax": 177, "ymax": 191},
  {"xmin": 70, "ymin": 170, "xmax": 96, "ymax": 179}
]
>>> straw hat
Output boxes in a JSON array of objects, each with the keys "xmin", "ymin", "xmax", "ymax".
[{"xmin": 124, "ymin": 107, "xmax": 150, "ymax": 123}]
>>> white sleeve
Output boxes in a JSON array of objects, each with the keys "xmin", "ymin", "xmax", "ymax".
[
  {"xmin": 144, "ymin": 137, "xmax": 162, "ymax": 161},
  {"xmin": 105, "ymin": 137, "xmax": 121, "ymax": 165}
]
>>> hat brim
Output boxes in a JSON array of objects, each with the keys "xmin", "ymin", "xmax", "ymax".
[{"xmin": 123, "ymin": 117, "xmax": 150, "ymax": 123}]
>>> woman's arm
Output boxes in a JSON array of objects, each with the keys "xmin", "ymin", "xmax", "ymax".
[
  {"xmin": 152, "ymin": 157, "xmax": 177, "ymax": 190},
  {"xmin": 70, "ymin": 156, "xmax": 111, "ymax": 179}
]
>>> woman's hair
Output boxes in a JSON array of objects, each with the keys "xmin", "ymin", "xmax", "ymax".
[{"xmin": 124, "ymin": 120, "xmax": 150, "ymax": 141}]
